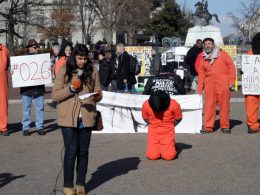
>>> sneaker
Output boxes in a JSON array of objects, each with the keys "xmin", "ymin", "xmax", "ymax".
[
  {"xmin": 23, "ymin": 130, "xmax": 30, "ymax": 136},
  {"xmin": 248, "ymin": 127, "xmax": 260, "ymax": 134},
  {"xmin": 0, "ymin": 131, "xmax": 10, "ymax": 136},
  {"xmin": 37, "ymin": 129, "xmax": 46, "ymax": 136},
  {"xmin": 221, "ymin": 128, "xmax": 231, "ymax": 134},
  {"xmin": 200, "ymin": 129, "xmax": 213, "ymax": 134}
]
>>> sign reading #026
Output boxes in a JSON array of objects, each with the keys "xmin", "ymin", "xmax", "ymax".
[
  {"xmin": 242, "ymin": 55, "xmax": 260, "ymax": 95},
  {"xmin": 11, "ymin": 53, "xmax": 52, "ymax": 88}
]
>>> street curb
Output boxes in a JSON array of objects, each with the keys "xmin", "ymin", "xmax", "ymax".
[{"xmin": 8, "ymin": 98, "xmax": 245, "ymax": 104}]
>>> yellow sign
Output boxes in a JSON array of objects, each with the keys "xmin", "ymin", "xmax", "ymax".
[
  {"xmin": 125, "ymin": 46, "xmax": 152, "ymax": 76},
  {"xmin": 220, "ymin": 45, "xmax": 237, "ymax": 58}
]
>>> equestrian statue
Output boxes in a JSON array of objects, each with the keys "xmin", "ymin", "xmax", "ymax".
[{"xmin": 194, "ymin": 0, "xmax": 220, "ymax": 26}]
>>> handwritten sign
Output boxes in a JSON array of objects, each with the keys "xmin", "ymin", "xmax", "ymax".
[
  {"xmin": 11, "ymin": 53, "xmax": 52, "ymax": 88},
  {"xmin": 221, "ymin": 45, "xmax": 237, "ymax": 59},
  {"xmin": 241, "ymin": 55, "xmax": 260, "ymax": 95}
]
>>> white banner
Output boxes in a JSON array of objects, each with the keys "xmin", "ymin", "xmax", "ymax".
[
  {"xmin": 11, "ymin": 53, "xmax": 52, "ymax": 88},
  {"xmin": 242, "ymin": 55, "xmax": 260, "ymax": 95},
  {"xmin": 96, "ymin": 92, "xmax": 203, "ymax": 134}
]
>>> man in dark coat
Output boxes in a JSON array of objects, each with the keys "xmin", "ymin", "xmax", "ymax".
[
  {"xmin": 99, "ymin": 48, "xmax": 112, "ymax": 91},
  {"xmin": 150, "ymin": 46, "xmax": 162, "ymax": 75},
  {"xmin": 116, "ymin": 43, "xmax": 137, "ymax": 94},
  {"xmin": 185, "ymin": 39, "xmax": 203, "ymax": 91}
]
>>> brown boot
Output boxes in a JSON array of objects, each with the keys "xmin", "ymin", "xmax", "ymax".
[
  {"xmin": 76, "ymin": 185, "xmax": 87, "ymax": 195},
  {"xmin": 64, "ymin": 187, "xmax": 76, "ymax": 195}
]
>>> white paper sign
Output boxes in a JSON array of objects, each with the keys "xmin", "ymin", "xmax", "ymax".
[
  {"xmin": 241, "ymin": 55, "xmax": 260, "ymax": 95},
  {"xmin": 78, "ymin": 92, "xmax": 98, "ymax": 100},
  {"xmin": 11, "ymin": 53, "xmax": 52, "ymax": 88}
]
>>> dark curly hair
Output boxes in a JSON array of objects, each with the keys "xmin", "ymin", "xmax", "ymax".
[{"xmin": 65, "ymin": 44, "xmax": 93, "ymax": 85}]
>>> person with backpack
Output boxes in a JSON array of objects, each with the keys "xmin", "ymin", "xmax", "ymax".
[{"xmin": 116, "ymin": 43, "xmax": 137, "ymax": 94}]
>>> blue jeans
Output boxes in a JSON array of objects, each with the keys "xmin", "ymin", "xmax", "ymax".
[
  {"xmin": 117, "ymin": 85, "xmax": 137, "ymax": 94},
  {"xmin": 61, "ymin": 127, "xmax": 92, "ymax": 187},
  {"xmin": 22, "ymin": 94, "xmax": 44, "ymax": 130},
  {"xmin": 111, "ymin": 80, "xmax": 117, "ymax": 92}
]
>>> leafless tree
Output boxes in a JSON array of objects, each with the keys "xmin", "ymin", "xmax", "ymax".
[
  {"xmin": 228, "ymin": 0, "xmax": 260, "ymax": 41},
  {"xmin": 92, "ymin": 0, "xmax": 127, "ymax": 44},
  {"xmin": 119, "ymin": 0, "xmax": 151, "ymax": 45},
  {"xmin": 78, "ymin": 0, "xmax": 97, "ymax": 44},
  {"xmin": 0, "ymin": 0, "xmax": 43, "ymax": 54}
]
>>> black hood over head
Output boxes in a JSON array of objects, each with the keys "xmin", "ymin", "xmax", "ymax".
[
  {"xmin": 148, "ymin": 90, "xmax": 170, "ymax": 113},
  {"xmin": 252, "ymin": 32, "xmax": 260, "ymax": 55}
]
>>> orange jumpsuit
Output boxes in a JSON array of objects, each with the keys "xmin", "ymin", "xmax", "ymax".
[
  {"xmin": 245, "ymin": 50, "xmax": 260, "ymax": 130},
  {"xmin": 0, "ymin": 44, "xmax": 9, "ymax": 132},
  {"xmin": 198, "ymin": 50, "xmax": 236, "ymax": 131},
  {"xmin": 54, "ymin": 56, "xmax": 66, "ymax": 76},
  {"xmin": 142, "ymin": 99, "xmax": 182, "ymax": 161}
]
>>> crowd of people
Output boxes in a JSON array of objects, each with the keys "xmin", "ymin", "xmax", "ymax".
[{"xmin": 0, "ymin": 32, "xmax": 260, "ymax": 194}]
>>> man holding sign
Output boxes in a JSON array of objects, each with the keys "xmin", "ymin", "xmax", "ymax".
[
  {"xmin": 242, "ymin": 33, "xmax": 260, "ymax": 133},
  {"xmin": 0, "ymin": 41, "xmax": 10, "ymax": 136},
  {"xmin": 19, "ymin": 39, "xmax": 46, "ymax": 136}
]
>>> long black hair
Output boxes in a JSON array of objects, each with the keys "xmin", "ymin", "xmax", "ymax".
[
  {"xmin": 65, "ymin": 44, "xmax": 93, "ymax": 84},
  {"xmin": 148, "ymin": 90, "xmax": 170, "ymax": 113}
]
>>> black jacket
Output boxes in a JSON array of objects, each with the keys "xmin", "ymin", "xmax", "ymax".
[
  {"xmin": 117, "ymin": 51, "xmax": 137, "ymax": 90},
  {"xmin": 143, "ymin": 73, "xmax": 185, "ymax": 96},
  {"xmin": 99, "ymin": 59, "xmax": 112, "ymax": 86},
  {"xmin": 20, "ymin": 53, "xmax": 45, "ymax": 95},
  {"xmin": 185, "ymin": 45, "xmax": 202, "ymax": 76},
  {"xmin": 150, "ymin": 53, "xmax": 162, "ymax": 75}
]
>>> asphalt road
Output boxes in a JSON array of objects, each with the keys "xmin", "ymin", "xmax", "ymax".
[{"xmin": 0, "ymin": 103, "xmax": 260, "ymax": 195}]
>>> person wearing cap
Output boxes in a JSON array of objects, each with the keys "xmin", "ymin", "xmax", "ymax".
[
  {"xmin": 150, "ymin": 46, "xmax": 162, "ymax": 75},
  {"xmin": 142, "ymin": 90, "xmax": 182, "ymax": 160},
  {"xmin": 0, "ymin": 40, "xmax": 10, "ymax": 136},
  {"xmin": 244, "ymin": 32, "xmax": 260, "ymax": 133},
  {"xmin": 198, "ymin": 38, "xmax": 236, "ymax": 134},
  {"xmin": 20, "ymin": 39, "xmax": 46, "ymax": 136},
  {"xmin": 98, "ymin": 48, "xmax": 112, "ymax": 91}
]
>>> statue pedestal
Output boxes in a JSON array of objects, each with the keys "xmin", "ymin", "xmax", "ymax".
[{"xmin": 185, "ymin": 25, "xmax": 224, "ymax": 47}]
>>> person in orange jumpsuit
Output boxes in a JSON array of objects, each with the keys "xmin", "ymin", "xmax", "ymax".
[
  {"xmin": 0, "ymin": 42, "xmax": 10, "ymax": 136},
  {"xmin": 48, "ymin": 38, "xmax": 72, "ymax": 109},
  {"xmin": 54, "ymin": 38, "xmax": 72, "ymax": 76},
  {"xmin": 142, "ymin": 90, "xmax": 182, "ymax": 160},
  {"xmin": 244, "ymin": 32, "xmax": 260, "ymax": 133},
  {"xmin": 198, "ymin": 38, "xmax": 236, "ymax": 134}
]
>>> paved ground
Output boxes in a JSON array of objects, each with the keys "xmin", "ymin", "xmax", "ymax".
[{"xmin": 1, "ymin": 102, "xmax": 260, "ymax": 195}]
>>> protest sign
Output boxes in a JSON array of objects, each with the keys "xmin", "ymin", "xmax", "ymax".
[
  {"xmin": 11, "ymin": 53, "xmax": 52, "ymax": 88},
  {"xmin": 125, "ymin": 46, "xmax": 152, "ymax": 76},
  {"xmin": 241, "ymin": 55, "xmax": 260, "ymax": 95}
]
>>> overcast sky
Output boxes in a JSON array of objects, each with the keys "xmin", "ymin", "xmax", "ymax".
[{"xmin": 176, "ymin": 0, "xmax": 249, "ymax": 36}]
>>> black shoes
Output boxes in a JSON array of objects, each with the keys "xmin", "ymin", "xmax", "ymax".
[
  {"xmin": 200, "ymin": 129, "xmax": 213, "ymax": 134},
  {"xmin": 221, "ymin": 128, "xmax": 231, "ymax": 134},
  {"xmin": 0, "ymin": 131, "xmax": 10, "ymax": 136},
  {"xmin": 23, "ymin": 129, "xmax": 46, "ymax": 136},
  {"xmin": 37, "ymin": 129, "xmax": 46, "ymax": 136},
  {"xmin": 248, "ymin": 127, "xmax": 260, "ymax": 134},
  {"xmin": 23, "ymin": 130, "xmax": 30, "ymax": 136}
]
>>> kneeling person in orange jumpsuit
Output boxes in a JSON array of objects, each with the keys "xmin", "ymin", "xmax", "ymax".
[
  {"xmin": 198, "ymin": 38, "xmax": 236, "ymax": 134},
  {"xmin": 142, "ymin": 91, "xmax": 182, "ymax": 160}
]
